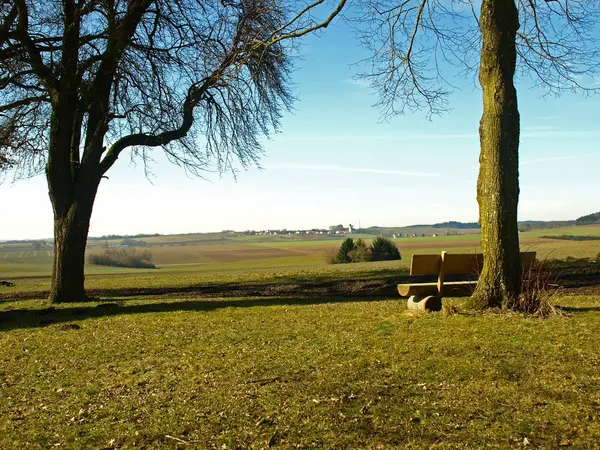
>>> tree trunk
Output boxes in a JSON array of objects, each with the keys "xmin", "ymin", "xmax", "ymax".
[
  {"xmin": 471, "ymin": 0, "xmax": 521, "ymax": 309},
  {"xmin": 49, "ymin": 199, "xmax": 95, "ymax": 303},
  {"xmin": 46, "ymin": 108, "xmax": 101, "ymax": 303}
]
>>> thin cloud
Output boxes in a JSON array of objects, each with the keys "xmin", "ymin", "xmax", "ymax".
[
  {"xmin": 343, "ymin": 78, "xmax": 370, "ymax": 88},
  {"xmin": 273, "ymin": 133, "xmax": 478, "ymax": 141},
  {"xmin": 267, "ymin": 163, "xmax": 438, "ymax": 177},
  {"xmin": 521, "ymin": 130, "xmax": 600, "ymax": 139},
  {"xmin": 272, "ymin": 129, "xmax": 600, "ymax": 142}
]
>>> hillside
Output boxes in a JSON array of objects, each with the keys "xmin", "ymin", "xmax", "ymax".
[{"xmin": 576, "ymin": 212, "xmax": 600, "ymax": 225}]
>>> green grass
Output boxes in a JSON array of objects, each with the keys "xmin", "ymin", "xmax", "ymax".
[
  {"xmin": 522, "ymin": 225, "xmax": 600, "ymax": 238},
  {"xmin": 1, "ymin": 294, "xmax": 599, "ymax": 448}
]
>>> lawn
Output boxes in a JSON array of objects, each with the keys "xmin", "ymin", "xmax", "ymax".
[
  {"xmin": 1, "ymin": 293, "xmax": 599, "ymax": 448},
  {"xmin": 1, "ymin": 230, "xmax": 600, "ymax": 448}
]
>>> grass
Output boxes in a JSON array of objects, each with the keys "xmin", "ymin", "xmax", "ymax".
[
  {"xmin": 1, "ymin": 294, "xmax": 599, "ymax": 448},
  {"xmin": 1, "ymin": 232, "xmax": 600, "ymax": 447}
]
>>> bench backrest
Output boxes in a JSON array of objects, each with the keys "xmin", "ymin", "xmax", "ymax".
[{"xmin": 410, "ymin": 252, "xmax": 536, "ymax": 276}]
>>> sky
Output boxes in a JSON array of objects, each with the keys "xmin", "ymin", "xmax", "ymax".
[{"xmin": 1, "ymin": 8, "xmax": 599, "ymax": 240}]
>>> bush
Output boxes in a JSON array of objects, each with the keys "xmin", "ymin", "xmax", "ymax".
[
  {"xmin": 510, "ymin": 259, "xmax": 561, "ymax": 317},
  {"xmin": 121, "ymin": 238, "xmax": 148, "ymax": 247},
  {"xmin": 323, "ymin": 247, "xmax": 340, "ymax": 264},
  {"xmin": 336, "ymin": 238, "xmax": 355, "ymax": 264},
  {"xmin": 370, "ymin": 237, "xmax": 401, "ymax": 261},
  {"xmin": 348, "ymin": 239, "xmax": 371, "ymax": 263},
  {"xmin": 87, "ymin": 248, "xmax": 156, "ymax": 269}
]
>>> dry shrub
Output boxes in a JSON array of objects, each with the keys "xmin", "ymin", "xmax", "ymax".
[
  {"xmin": 510, "ymin": 258, "xmax": 562, "ymax": 317},
  {"xmin": 324, "ymin": 248, "xmax": 340, "ymax": 264}
]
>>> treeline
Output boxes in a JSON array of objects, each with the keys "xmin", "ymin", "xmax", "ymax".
[
  {"xmin": 576, "ymin": 212, "xmax": 600, "ymax": 225},
  {"xmin": 432, "ymin": 221, "xmax": 480, "ymax": 229},
  {"xmin": 327, "ymin": 237, "xmax": 401, "ymax": 264},
  {"xmin": 88, "ymin": 233, "xmax": 162, "ymax": 241},
  {"xmin": 518, "ymin": 221, "xmax": 576, "ymax": 231},
  {"xmin": 87, "ymin": 248, "xmax": 156, "ymax": 268}
]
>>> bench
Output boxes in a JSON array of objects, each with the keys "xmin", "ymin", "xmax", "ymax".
[{"xmin": 398, "ymin": 251, "xmax": 537, "ymax": 311}]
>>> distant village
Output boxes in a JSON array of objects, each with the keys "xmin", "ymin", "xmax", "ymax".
[{"xmin": 226, "ymin": 224, "xmax": 439, "ymax": 238}]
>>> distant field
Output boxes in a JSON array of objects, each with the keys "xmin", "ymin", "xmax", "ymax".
[
  {"xmin": 2, "ymin": 227, "xmax": 599, "ymax": 279},
  {"xmin": 1, "ymin": 227, "xmax": 599, "ymax": 296}
]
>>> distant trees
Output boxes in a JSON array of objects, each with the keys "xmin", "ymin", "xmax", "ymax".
[
  {"xmin": 336, "ymin": 238, "xmax": 356, "ymax": 263},
  {"xmin": 576, "ymin": 212, "xmax": 600, "ymax": 225},
  {"xmin": 121, "ymin": 238, "xmax": 148, "ymax": 247},
  {"xmin": 88, "ymin": 248, "xmax": 155, "ymax": 269},
  {"xmin": 330, "ymin": 237, "xmax": 401, "ymax": 264},
  {"xmin": 348, "ymin": 239, "xmax": 371, "ymax": 262},
  {"xmin": 1, "ymin": 0, "xmax": 347, "ymax": 303},
  {"xmin": 370, "ymin": 237, "xmax": 401, "ymax": 261}
]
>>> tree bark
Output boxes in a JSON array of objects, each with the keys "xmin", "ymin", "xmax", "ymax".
[
  {"xmin": 49, "ymin": 199, "xmax": 95, "ymax": 303},
  {"xmin": 471, "ymin": 0, "xmax": 521, "ymax": 309},
  {"xmin": 46, "ymin": 103, "xmax": 101, "ymax": 303}
]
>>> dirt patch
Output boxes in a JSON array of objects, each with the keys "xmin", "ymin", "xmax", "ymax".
[{"xmin": 2, "ymin": 261, "xmax": 599, "ymax": 302}]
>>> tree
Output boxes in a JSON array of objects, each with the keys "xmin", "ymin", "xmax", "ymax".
[
  {"xmin": 370, "ymin": 236, "xmax": 400, "ymax": 261},
  {"xmin": 0, "ymin": 0, "xmax": 346, "ymax": 303},
  {"xmin": 348, "ymin": 238, "xmax": 371, "ymax": 262},
  {"xmin": 336, "ymin": 237, "xmax": 355, "ymax": 263},
  {"xmin": 354, "ymin": 0, "xmax": 599, "ymax": 309}
]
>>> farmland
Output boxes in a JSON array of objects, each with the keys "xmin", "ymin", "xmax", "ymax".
[{"xmin": 1, "ymin": 225, "xmax": 599, "ymax": 280}]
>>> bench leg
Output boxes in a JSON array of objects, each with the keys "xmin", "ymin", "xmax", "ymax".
[{"xmin": 407, "ymin": 295, "xmax": 442, "ymax": 312}]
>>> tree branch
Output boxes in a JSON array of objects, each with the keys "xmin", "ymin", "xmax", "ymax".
[
  {"xmin": 14, "ymin": 0, "xmax": 58, "ymax": 94},
  {"xmin": 0, "ymin": 95, "xmax": 49, "ymax": 112}
]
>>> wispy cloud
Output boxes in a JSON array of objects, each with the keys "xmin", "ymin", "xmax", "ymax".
[
  {"xmin": 267, "ymin": 163, "xmax": 438, "ymax": 177},
  {"xmin": 521, "ymin": 130, "xmax": 600, "ymax": 139},
  {"xmin": 273, "ymin": 133, "xmax": 478, "ymax": 142},
  {"xmin": 271, "ymin": 128, "xmax": 600, "ymax": 142},
  {"xmin": 343, "ymin": 78, "xmax": 370, "ymax": 88}
]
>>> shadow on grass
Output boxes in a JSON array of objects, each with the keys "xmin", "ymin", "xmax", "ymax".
[
  {"xmin": 559, "ymin": 306, "xmax": 600, "ymax": 313},
  {"xmin": 0, "ymin": 269, "xmax": 409, "ymax": 302},
  {"xmin": 0, "ymin": 295, "xmax": 395, "ymax": 332}
]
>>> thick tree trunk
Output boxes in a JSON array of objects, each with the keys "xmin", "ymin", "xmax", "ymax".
[
  {"xmin": 471, "ymin": 0, "xmax": 521, "ymax": 309},
  {"xmin": 49, "ymin": 199, "xmax": 95, "ymax": 303},
  {"xmin": 46, "ymin": 103, "xmax": 101, "ymax": 303}
]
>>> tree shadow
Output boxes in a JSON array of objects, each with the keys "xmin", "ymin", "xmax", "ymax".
[
  {"xmin": 0, "ymin": 272, "xmax": 408, "ymax": 302},
  {"xmin": 558, "ymin": 306, "xmax": 600, "ymax": 313},
  {"xmin": 0, "ymin": 295, "xmax": 395, "ymax": 332}
]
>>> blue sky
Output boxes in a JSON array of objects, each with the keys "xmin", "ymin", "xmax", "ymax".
[{"xmin": 1, "ymin": 14, "xmax": 599, "ymax": 240}]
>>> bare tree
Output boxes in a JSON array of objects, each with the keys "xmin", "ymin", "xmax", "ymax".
[
  {"xmin": 0, "ymin": 0, "xmax": 346, "ymax": 303},
  {"xmin": 353, "ymin": 0, "xmax": 599, "ymax": 309}
]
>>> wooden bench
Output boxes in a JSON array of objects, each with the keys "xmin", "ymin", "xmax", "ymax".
[{"xmin": 398, "ymin": 251, "xmax": 537, "ymax": 311}]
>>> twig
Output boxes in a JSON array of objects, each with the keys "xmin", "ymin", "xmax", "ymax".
[
  {"xmin": 165, "ymin": 435, "xmax": 191, "ymax": 445},
  {"xmin": 246, "ymin": 376, "xmax": 281, "ymax": 386}
]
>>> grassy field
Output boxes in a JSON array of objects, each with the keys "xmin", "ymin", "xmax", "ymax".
[
  {"xmin": 1, "ymin": 228, "xmax": 600, "ymax": 447},
  {"xmin": 1, "ymin": 294, "xmax": 599, "ymax": 448}
]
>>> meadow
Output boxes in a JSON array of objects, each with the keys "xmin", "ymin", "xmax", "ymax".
[{"xmin": 1, "ymin": 226, "xmax": 600, "ymax": 448}]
